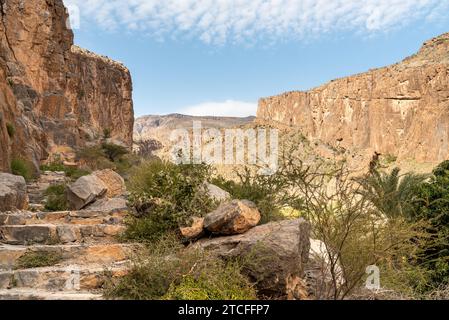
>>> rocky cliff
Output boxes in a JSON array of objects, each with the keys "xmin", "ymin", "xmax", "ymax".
[
  {"xmin": 258, "ymin": 33, "xmax": 449, "ymax": 164},
  {"xmin": 0, "ymin": 0, "xmax": 133, "ymax": 172}
]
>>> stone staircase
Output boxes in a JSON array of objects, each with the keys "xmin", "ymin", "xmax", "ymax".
[{"xmin": 0, "ymin": 172, "xmax": 137, "ymax": 300}]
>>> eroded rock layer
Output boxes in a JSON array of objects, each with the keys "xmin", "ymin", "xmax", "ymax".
[
  {"xmin": 0, "ymin": 0, "xmax": 133, "ymax": 171},
  {"xmin": 257, "ymin": 33, "xmax": 449, "ymax": 164}
]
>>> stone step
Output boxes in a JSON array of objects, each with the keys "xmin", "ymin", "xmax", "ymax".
[
  {"xmin": 0, "ymin": 263, "xmax": 129, "ymax": 292},
  {"xmin": 0, "ymin": 224, "xmax": 126, "ymax": 245},
  {"xmin": 0, "ymin": 243, "xmax": 139, "ymax": 270},
  {"xmin": 0, "ymin": 288, "xmax": 103, "ymax": 300},
  {"xmin": 0, "ymin": 210, "xmax": 127, "ymax": 226}
]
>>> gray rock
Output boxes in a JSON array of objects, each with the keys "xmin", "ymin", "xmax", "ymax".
[
  {"xmin": 66, "ymin": 175, "xmax": 107, "ymax": 210},
  {"xmin": 57, "ymin": 225, "xmax": 80, "ymax": 244},
  {"xmin": 196, "ymin": 219, "xmax": 311, "ymax": 299},
  {"xmin": 203, "ymin": 183, "xmax": 231, "ymax": 203},
  {"xmin": 0, "ymin": 173, "xmax": 29, "ymax": 212},
  {"xmin": 204, "ymin": 200, "xmax": 261, "ymax": 235},
  {"xmin": 84, "ymin": 197, "xmax": 128, "ymax": 213}
]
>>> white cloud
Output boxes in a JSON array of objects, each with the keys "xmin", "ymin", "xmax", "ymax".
[
  {"xmin": 63, "ymin": 0, "xmax": 449, "ymax": 45},
  {"xmin": 179, "ymin": 100, "xmax": 257, "ymax": 117}
]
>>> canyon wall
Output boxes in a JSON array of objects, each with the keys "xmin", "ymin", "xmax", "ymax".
[
  {"xmin": 0, "ymin": 0, "xmax": 133, "ymax": 172},
  {"xmin": 258, "ymin": 33, "xmax": 449, "ymax": 164}
]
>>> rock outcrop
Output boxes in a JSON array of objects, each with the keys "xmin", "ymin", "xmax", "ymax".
[
  {"xmin": 0, "ymin": 0, "xmax": 134, "ymax": 172},
  {"xmin": 257, "ymin": 32, "xmax": 449, "ymax": 164},
  {"xmin": 92, "ymin": 169, "xmax": 126, "ymax": 198},
  {"xmin": 180, "ymin": 217, "xmax": 205, "ymax": 241},
  {"xmin": 66, "ymin": 170, "xmax": 126, "ymax": 210},
  {"xmin": 204, "ymin": 200, "xmax": 261, "ymax": 235},
  {"xmin": 197, "ymin": 219, "xmax": 311, "ymax": 299},
  {"xmin": 0, "ymin": 173, "xmax": 28, "ymax": 211}
]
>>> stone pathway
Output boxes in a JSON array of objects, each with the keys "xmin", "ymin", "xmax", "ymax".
[{"xmin": 0, "ymin": 173, "xmax": 137, "ymax": 300}]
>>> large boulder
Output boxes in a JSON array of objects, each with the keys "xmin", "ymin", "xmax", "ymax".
[
  {"xmin": 66, "ymin": 175, "xmax": 107, "ymax": 210},
  {"xmin": 196, "ymin": 219, "xmax": 311, "ymax": 299},
  {"xmin": 92, "ymin": 170, "xmax": 126, "ymax": 198},
  {"xmin": 204, "ymin": 200, "xmax": 261, "ymax": 235},
  {"xmin": 0, "ymin": 173, "xmax": 28, "ymax": 212},
  {"xmin": 66, "ymin": 170, "xmax": 126, "ymax": 210},
  {"xmin": 203, "ymin": 183, "xmax": 231, "ymax": 203}
]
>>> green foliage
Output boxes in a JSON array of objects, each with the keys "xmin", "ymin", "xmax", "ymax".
[
  {"xmin": 104, "ymin": 235, "xmax": 256, "ymax": 300},
  {"xmin": 40, "ymin": 161, "xmax": 91, "ymax": 181},
  {"xmin": 383, "ymin": 154, "xmax": 398, "ymax": 165},
  {"xmin": 355, "ymin": 167, "xmax": 428, "ymax": 219},
  {"xmin": 410, "ymin": 161, "xmax": 449, "ymax": 287},
  {"xmin": 11, "ymin": 158, "xmax": 34, "ymax": 182},
  {"xmin": 101, "ymin": 143, "xmax": 129, "ymax": 162},
  {"xmin": 122, "ymin": 161, "xmax": 216, "ymax": 243},
  {"xmin": 76, "ymin": 145, "xmax": 112, "ymax": 170},
  {"xmin": 44, "ymin": 184, "xmax": 68, "ymax": 212},
  {"xmin": 15, "ymin": 251, "xmax": 63, "ymax": 269},
  {"xmin": 212, "ymin": 167, "xmax": 289, "ymax": 224},
  {"xmin": 76, "ymin": 143, "xmax": 133, "ymax": 174},
  {"xmin": 163, "ymin": 261, "xmax": 256, "ymax": 300},
  {"xmin": 103, "ymin": 128, "xmax": 112, "ymax": 140},
  {"xmin": 6, "ymin": 122, "xmax": 15, "ymax": 138}
]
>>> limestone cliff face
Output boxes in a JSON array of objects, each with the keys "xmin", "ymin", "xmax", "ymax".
[
  {"xmin": 0, "ymin": 0, "xmax": 133, "ymax": 172},
  {"xmin": 258, "ymin": 33, "xmax": 449, "ymax": 164}
]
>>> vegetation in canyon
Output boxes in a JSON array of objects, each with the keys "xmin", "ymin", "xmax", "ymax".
[{"xmin": 100, "ymin": 145, "xmax": 449, "ymax": 300}]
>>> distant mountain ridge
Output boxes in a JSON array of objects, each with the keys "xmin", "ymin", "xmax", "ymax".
[
  {"xmin": 134, "ymin": 114, "xmax": 255, "ymax": 141},
  {"xmin": 133, "ymin": 114, "xmax": 256, "ymax": 157}
]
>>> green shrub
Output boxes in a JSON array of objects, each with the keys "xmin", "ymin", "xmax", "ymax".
[
  {"xmin": 15, "ymin": 251, "xmax": 63, "ymax": 269},
  {"xmin": 104, "ymin": 235, "xmax": 256, "ymax": 300},
  {"xmin": 383, "ymin": 154, "xmax": 398, "ymax": 165},
  {"xmin": 11, "ymin": 158, "xmax": 34, "ymax": 182},
  {"xmin": 114, "ymin": 154, "xmax": 142, "ymax": 178},
  {"xmin": 76, "ymin": 143, "xmax": 131, "ymax": 172},
  {"xmin": 163, "ymin": 261, "xmax": 257, "ymax": 300},
  {"xmin": 122, "ymin": 161, "xmax": 216, "ymax": 243},
  {"xmin": 101, "ymin": 143, "xmax": 129, "ymax": 162},
  {"xmin": 40, "ymin": 161, "xmax": 91, "ymax": 181},
  {"xmin": 6, "ymin": 122, "xmax": 15, "ymax": 138},
  {"xmin": 103, "ymin": 128, "xmax": 112, "ymax": 140},
  {"xmin": 410, "ymin": 160, "xmax": 449, "ymax": 287},
  {"xmin": 44, "ymin": 184, "xmax": 68, "ymax": 212},
  {"xmin": 212, "ymin": 167, "xmax": 290, "ymax": 224},
  {"xmin": 76, "ymin": 145, "xmax": 114, "ymax": 171},
  {"xmin": 40, "ymin": 162, "xmax": 66, "ymax": 172}
]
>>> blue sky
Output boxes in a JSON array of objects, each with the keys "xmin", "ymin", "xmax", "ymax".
[{"xmin": 64, "ymin": 0, "xmax": 449, "ymax": 118}]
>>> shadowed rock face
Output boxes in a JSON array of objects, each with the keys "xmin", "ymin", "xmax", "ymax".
[
  {"xmin": 0, "ymin": 0, "xmax": 134, "ymax": 172},
  {"xmin": 0, "ymin": 173, "xmax": 28, "ymax": 211},
  {"xmin": 197, "ymin": 219, "xmax": 311, "ymax": 299},
  {"xmin": 258, "ymin": 33, "xmax": 449, "ymax": 164}
]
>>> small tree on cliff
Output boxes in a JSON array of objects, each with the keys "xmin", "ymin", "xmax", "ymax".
[{"xmin": 101, "ymin": 143, "xmax": 129, "ymax": 162}]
